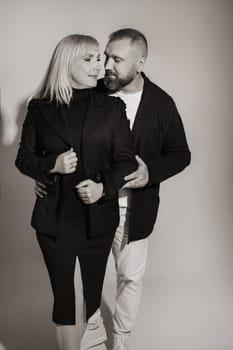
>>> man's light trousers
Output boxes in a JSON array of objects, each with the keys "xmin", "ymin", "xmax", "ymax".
[{"xmin": 112, "ymin": 207, "xmax": 148, "ymax": 335}]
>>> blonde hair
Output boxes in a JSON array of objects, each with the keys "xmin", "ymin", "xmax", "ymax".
[{"xmin": 34, "ymin": 34, "xmax": 99, "ymax": 104}]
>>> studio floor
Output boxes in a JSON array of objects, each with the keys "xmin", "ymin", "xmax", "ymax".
[{"xmin": 1, "ymin": 252, "xmax": 233, "ymax": 350}]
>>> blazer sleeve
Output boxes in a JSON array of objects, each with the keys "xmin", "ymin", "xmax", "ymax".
[
  {"xmin": 15, "ymin": 101, "xmax": 57, "ymax": 184},
  {"xmin": 99, "ymin": 99, "xmax": 137, "ymax": 199},
  {"xmin": 147, "ymin": 98, "xmax": 191, "ymax": 186}
]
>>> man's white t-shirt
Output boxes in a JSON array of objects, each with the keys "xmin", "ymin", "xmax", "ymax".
[{"xmin": 111, "ymin": 90, "xmax": 143, "ymax": 207}]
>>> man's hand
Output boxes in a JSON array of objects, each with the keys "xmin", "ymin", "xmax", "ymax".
[
  {"xmin": 50, "ymin": 148, "xmax": 78, "ymax": 174},
  {"xmin": 34, "ymin": 181, "xmax": 48, "ymax": 198},
  {"xmin": 76, "ymin": 179, "xmax": 104, "ymax": 204},
  {"xmin": 122, "ymin": 155, "xmax": 149, "ymax": 189}
]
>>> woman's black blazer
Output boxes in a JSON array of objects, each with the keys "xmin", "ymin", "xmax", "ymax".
[{"xmin": 15, "ymin": 90, "xmax": 137, "ymax": 238}]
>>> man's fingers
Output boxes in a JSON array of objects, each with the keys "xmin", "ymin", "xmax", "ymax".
[
  {"xmin": 123, "ymin": 177, "xmax": 148, "ymax": 189},
  {"xmin": 36, "ymin": 181, "xmax": 47, "ymax": 189},
  {"xmin": 35, "ymin": 191, "xmax": 43, "ymax": 198},
  {"xmin": 34, "ymin": 184, "xmax": 47, "ymax": 195},
  {"xmin": 135, "ymin": 155, "xmax": 145, "ymax": 165},
  {"xmin": 38, "ymin": 189, "xmax": 47, "ymax": 195},
  {"xmin": 35, "ymin": 189, "xmax": 44, "ymax": 198},
  {"xmin": 121, "ymin": 183, "xmax": 128, "ymax": 189},
  {"xmin": 124, "ymin": 171, "xmax": 138, "ymax": 181},
  {"xmin": 123, "ymin": 180, "xmax": 139, "ymax": 188}
]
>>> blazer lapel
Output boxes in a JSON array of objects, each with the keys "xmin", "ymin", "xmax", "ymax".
[
  {"xmin": 132, "ymin": 74, "xmax": 151, "ymax": 141},
  {"xmin": 82, "ymin": 90, "xmax": 104, "ymax": 140},
  {"xmin": 37, "ymin": 103, "xmax": 73, "ymax": 147}
]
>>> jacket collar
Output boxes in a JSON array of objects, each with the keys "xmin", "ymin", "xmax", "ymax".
[
  {"xmin": 96, "ymin": 73, "xmax": 152, "ymax": 137},
  {"xmin": 36, "ymin": 90, "xmax": 104, "ymax": 147},
  {"xmin": 96, "ymin": 72, "xmax": 152, "ymax": 103},
  {"xmin": 139, "ymin": 72, "xmax": 152, "ymax": 104},
  {"xmin": 131, "ymin": 73, "xmax": 151, "ymax": 136}
]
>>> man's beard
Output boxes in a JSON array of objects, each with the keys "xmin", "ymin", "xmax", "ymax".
[{"xmin": 104, "ymin": 69, "xmax": 136, "ymax": 92}]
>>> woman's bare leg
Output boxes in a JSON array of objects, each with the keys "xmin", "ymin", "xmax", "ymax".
[{"xmin": 55, "ymin": 257, "xmax": 85, "ymax": 350}]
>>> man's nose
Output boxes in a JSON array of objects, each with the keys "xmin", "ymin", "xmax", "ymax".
[{"xmin": 105, "ymin": 57, "xmax": 113, "ymax": 70}]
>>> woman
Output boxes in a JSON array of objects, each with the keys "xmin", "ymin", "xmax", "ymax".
[{"xmin": 15, "ymin": 34, "xmax": 136, "ymax": 349}]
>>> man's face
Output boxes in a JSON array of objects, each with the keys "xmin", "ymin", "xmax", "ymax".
[{"xmin": 104, "ymin": 38, "xmax": 141, "ymax": 92}]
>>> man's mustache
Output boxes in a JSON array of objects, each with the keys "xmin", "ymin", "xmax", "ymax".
[{"xmin": 105, "ymin": 70, "xmax": 118, "ymax": 77}]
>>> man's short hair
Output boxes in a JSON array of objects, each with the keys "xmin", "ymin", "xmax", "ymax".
[{"xmin": 108, "ymin": 28, "xmax": 148, "ymax": 58}]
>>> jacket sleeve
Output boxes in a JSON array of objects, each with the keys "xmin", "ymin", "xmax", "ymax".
[
  {"xmin": 147, "ymin": 99, "xmax": 191, "ymax": 186},
  {"xmin": 15, "ymin": 101, "xmax": 57, "ymax": 184},
  {"xmin": 99, "ymin": 100, "xmax": 137, "ymax": 199}
]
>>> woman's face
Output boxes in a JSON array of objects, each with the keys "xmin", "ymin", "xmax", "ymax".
[{"xmin": 69, "ymin": 45, "xmax": 101, "ymax": 89}]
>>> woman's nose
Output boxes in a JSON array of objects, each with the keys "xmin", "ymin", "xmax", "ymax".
[{"xmin": 93, "ymin": 60, "xmax": 101, "ymax": 72}]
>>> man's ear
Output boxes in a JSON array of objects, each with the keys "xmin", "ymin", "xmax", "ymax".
[{"xmin": 137, "ymin": 57, "xmax": 146, "ymax": 73}]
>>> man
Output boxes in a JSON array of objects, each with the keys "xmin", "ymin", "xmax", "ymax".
[
  {"xmin": 98, "ymin": 28, "xmax": 190, "ymax": 350},
  {"xmin": 36, "ymin": 28, "xmax": 190, "ymax": 350}
]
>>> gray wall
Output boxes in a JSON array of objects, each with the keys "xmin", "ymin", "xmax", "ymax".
[{"xmin": 1, "ymin": 1, "xmax": 233, "ymax": 349}]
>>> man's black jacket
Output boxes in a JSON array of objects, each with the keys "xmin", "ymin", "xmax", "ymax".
[{"xmin": 97, "ymin": 73, "xmax": 191, "ymax": 241}]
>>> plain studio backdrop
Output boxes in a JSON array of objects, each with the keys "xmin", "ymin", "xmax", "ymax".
[{"xmin": 0, "ymin": 0, "xmax": 233, "ymax": 349}]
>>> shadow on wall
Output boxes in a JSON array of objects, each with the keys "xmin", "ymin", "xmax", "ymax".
[
  {"xmin": 0, "ymin": 342, "xmax": 7, "ymax": 350},
  {"xmin": 1, "ymin": 98, "xmax": 28, "ymax": 147},
  {"xmin": 0, "ymin": 98, "xmax": 59, "ymax": 350}
]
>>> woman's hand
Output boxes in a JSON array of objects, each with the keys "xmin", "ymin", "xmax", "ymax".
[
  {"xmin": 50, "ymin": 148, "xmax": 78, "ymax": 174},
  {"xmin": 76, "ymin": 180, "xmax": 104, "ymax": 204}
]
